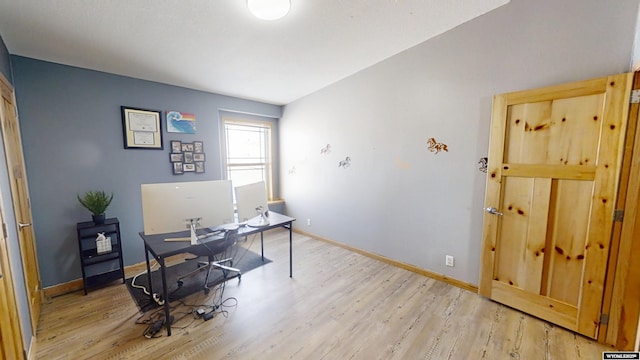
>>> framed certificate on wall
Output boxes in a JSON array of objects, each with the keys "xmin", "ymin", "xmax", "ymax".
[{"xmin": 121, "ymin": 106, "xmax": 163, "ymax": 149}]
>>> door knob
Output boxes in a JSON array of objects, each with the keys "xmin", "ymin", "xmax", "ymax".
[
  {"xmin": 18, "ymin": 222, "xmax": 32, "ymax": 229},
  {"xmin": 485, "ymin": 207, "xmax": 504, "ymax": 216}
]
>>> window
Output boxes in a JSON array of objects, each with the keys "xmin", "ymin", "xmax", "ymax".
[{"xmin": 221, "ymin": 117, "xmax": 274, "ymax": 200}]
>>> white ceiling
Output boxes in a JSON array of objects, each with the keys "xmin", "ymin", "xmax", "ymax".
[{"xmin": 0, "ymin": 0, "xmax": 509, "ymax": 105}]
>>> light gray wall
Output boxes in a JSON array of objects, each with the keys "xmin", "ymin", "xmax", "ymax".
[
  {"xmin": 279, "ymin": 0, "xmax": 639, "ymax": 285},
  {"xmin": 0, "ymin": 33, "xmax": 33, "ymax": 351},
  {"xmin": 11, "ymin": 56, "xmax": 282, "ymax": 287}
]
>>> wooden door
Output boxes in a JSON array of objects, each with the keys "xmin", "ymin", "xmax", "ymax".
[
  {"xmin": 479, "ymin": 73, "xmax": 632, "ymax": 339},
  {"xmin": 0, "ymin": 73, "xmax": 41, "ymax": 333},
  {"xmin": 0, "ymin": 205, "xmax": 24, "ymax": 359}
]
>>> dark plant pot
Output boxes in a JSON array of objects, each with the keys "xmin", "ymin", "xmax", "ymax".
[{"xmin": 92, "ymin": 214, "xmax": 106, "ymax": 224}]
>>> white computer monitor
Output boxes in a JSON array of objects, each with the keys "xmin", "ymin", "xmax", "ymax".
[
  {"xmin": 235, "ymin": 181, "xmax": 269, "ymax": 223},
  {"xmin": 141, "ymin": 180, "xmax": 234, "ymax": 235}
]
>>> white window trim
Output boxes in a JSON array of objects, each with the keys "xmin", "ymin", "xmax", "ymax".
[{"xmin": 220, "ymin": 117, "xmax": 275, "ymax": 201}]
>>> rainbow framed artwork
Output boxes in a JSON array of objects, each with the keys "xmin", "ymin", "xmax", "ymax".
[{"xmin": 166, "ymin": 110, "xmax": 196, "ymax": 134}]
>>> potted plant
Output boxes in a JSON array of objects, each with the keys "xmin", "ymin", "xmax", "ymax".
[{"xmin": 77, "ymin": 190, "xmax": 113, "ymax": 224}]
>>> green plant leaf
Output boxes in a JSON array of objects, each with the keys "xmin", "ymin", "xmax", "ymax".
[{"xmin": 77, "ymin": 191, "xmax": 113, "ymax": 215}]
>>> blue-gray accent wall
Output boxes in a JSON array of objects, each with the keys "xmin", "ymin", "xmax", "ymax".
[
  {"xmin": 0, "ymin": 32, "xmax": 11, "ymax": 82},
  {"xmin": 10, "ymin": 56, "xmax": 282, "ymax": 287}
]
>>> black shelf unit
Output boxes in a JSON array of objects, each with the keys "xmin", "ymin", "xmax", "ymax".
[{"xmin": 76, "ymin": 218, "xmax": 125, "ymax": 294}]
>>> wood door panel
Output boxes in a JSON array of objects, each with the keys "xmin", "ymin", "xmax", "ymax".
[
  {"xmin": 546, "ymin": 179, "xmax": 592, "ymax": 306},
  {"xmin": 495, "ymin": 177, "xmax": 549, "ymax": 293},
  {"xmin": 547, "ymin": 95, "xmax": 604, "ymax": 166},
  {"xmin": 480, "ymin": 73, "xmax": 632, "ymax": 339},
  {"xmin": 494, "ymin": 177, "xmax": 530, "ymax": 288},
  {"xmin": 505, "ymin": 103, "xmax": 553, "ymax": 163},
  {"xmin": 505, "ymin": 95, "xmax": 604, "ymax": 165}
]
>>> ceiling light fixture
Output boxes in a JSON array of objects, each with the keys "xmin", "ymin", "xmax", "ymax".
[{"xmin": 247, "ymin": 0, "xmax": 290, "ymax": 21}]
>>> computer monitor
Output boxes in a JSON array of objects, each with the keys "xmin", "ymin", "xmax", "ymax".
[
  {"xmin": 235, "ymin": 181, "xmax": 269, "ymax": 223},
  {"xmin": 141, "ymin": 180, "xmax": 234, "ymax": 235}
]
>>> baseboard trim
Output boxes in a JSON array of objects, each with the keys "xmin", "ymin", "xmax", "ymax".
[
  {"xmin": 294, "ymin": 228, "xmax": 479, "ymax": 293},
  {"xmin": 44, "ymin": 231, "xmax": 479, "ymax": 297},
  {"xmin": 43, "ymin": 260, "xmax": 157, "ymax": 298},
  {"xmin": 43, "ymin": 279, "xmax": 83, "ymax": 298}
]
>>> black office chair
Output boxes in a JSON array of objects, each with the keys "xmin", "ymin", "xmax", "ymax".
[{"xmin": 176, "ymin": 229, "xmax": 241, "ymax": 295}]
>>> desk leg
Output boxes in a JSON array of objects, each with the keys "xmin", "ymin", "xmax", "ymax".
[
  {"xmin": 260, "ymin": 231, "xmax": 264, "ymax": 261},
  {"xmin": 145, "ymin": 245, "xmax": 153, "ymax": 296},
  {"xmin": 289, "ymin": 223, "xmax": 293, "ymax": 278},
  {"xmin": 159, "ymin": 258, "xmax": 171, "ymax": 336}
]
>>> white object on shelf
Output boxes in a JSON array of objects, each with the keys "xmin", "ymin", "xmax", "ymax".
[{"xmin": 96, "ymin": 232, "xmax": 112, "ymax": 254}]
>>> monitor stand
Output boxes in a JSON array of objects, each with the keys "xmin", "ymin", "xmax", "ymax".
[
  {"xmin": 247, "ymin": 210, "xmax": 269, "ymax": 228},
  {"xmin": 186, "ymin": 217, "xmax": 201, "ymax": 245}
]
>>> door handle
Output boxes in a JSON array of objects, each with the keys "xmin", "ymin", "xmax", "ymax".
[
  {"xmin": 18, "ymin": 222, "xmax": 32, "ymax": 229},
  {"xmin": 485, "ymin": 207, "xmax": 504, "ymax": 216}
]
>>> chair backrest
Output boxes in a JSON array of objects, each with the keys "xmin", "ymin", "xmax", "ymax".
[
  {"xmin": 220, "ymin": 228, "xmax": 239, "ymax": 249},
  {"xmin": 193, "ymin": 228, "xmax": 238, "ymax": 256}
]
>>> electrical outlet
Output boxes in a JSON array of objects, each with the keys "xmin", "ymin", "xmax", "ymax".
[
  {"xmin": 307, "ymin": 218, "xmax": 311, "ymax": 226},
  {"xmin": 445, "ymin": 255, "xmax": 455, "ymax": 267}
]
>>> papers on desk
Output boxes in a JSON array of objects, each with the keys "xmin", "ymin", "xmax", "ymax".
[{"xmin": 164, "ymin": 237, "xmax": 192, "ymax": 242}]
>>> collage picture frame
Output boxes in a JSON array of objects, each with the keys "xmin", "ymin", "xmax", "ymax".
[{"xmin": 169, "ymin": 140, "xmax": 205, "ymax": 175}]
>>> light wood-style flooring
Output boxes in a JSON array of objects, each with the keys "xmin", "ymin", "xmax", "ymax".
[{"xmin": 34, "ymin": 229, "xmax": 612, "ymax": 359}]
